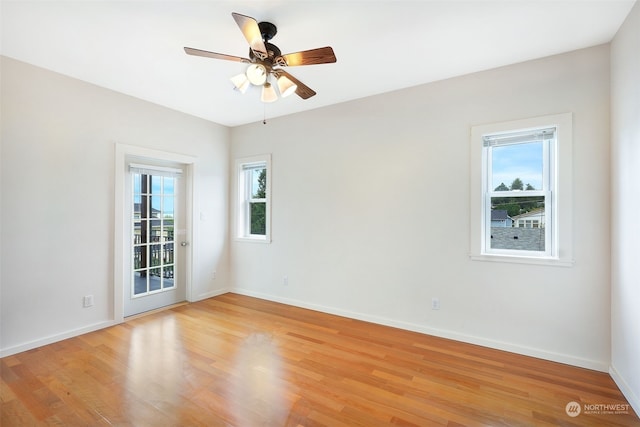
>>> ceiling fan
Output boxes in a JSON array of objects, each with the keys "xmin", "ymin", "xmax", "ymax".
[{"xmin": 184, "ymin": 12, "xmax": 337, "ymax": 103}]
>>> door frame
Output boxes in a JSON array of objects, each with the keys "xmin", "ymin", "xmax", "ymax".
[{"xmin": 114, "ymin": 143, "xmax": 196, "ymax": 322}]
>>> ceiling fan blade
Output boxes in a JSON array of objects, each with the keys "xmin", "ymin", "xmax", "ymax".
[
  {"xmin": 184, "ymin": 47, "xmax": 251, "ymax": 63},
  {"xmin": 275, "ymin": 46, "xmax": 337, "ymax": 67},
  {"xmin": 274, "ymin": 70, "xmax": 316, "ymax": 99},
  {"xmin": 231, "ymin": 12, "xmax": 268, "ymax": 60}
]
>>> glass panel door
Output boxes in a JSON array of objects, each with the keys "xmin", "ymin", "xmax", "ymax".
[{"xmin": 124, "ymin": 163, "xmax": 187, "ymax": 317}]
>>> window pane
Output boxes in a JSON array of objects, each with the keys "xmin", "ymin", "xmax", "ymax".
[
  {"xmin": 164, "ymin": 219, "xmax": 174, "ymax": 242},
  {"xmin": 133, "ymin": 174, "xmax": 143, "ymax": 194},
  {"xmin": 149, "ymin": 268, "xmax": 162, "ymax": 291},
  {"xmin": 133, "ymin": 221, "xmax": 142, "ymax": 245},
  {"xmin": 164, "ymin": 177, "xmax": 175, "ymax": 194},
  {"xmin": 251, "ymin": 168, "xmax": 266, "ymax": 198},
  {"xmin": 151, "ymin": 176, "xmax": 162, "ymax": 194},
  {"xmin": 250, "ymin": 202, "xmax": 266, "ymax": 235},
  {"xmin": 163, "ymin": 196, "xmax": 174, "ymax": 219},
  {"xmin": 491, "ymin": 141, "xmax": 543, "ymax": 191},
  {"xmin": 149, "ymin": 219, "xmax": 161, "ymax": 242},
  {"xmin": 133, "ymin": 194, "xmax": 142, "ymax": 219},
  {"xmin": 151, "ymin": 197, "xmax": 161, "ymax": 217},
  {"xmin": 133, "ymin": 271, "xmax": 147, "ymax": 295},
  {"xmin": 490, "ymin": 196, "xmax": 545, "ymax": 251},
  {"xmin": 163, "ymin": 266, "xmax": 175, "ymax": 289},
  {"xmin": 162, "ymin": 243, "xmax": 174, "ymax": 265},
  {"xmin": 150, "ymin": 244, "xmax": 162, "ymax": 267}
]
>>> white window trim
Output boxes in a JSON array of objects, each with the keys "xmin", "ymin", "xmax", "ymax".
[
  {"xmin": 469, "ymin": 113, "xmax": 574, "ymax": 267},
  {"xmin": 235, "ymin": 154, "xmax": 271, "ymax": 243}
]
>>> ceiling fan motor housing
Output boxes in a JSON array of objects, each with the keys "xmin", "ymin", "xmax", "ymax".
[
  {"xmin": 249, "ymin": 42, "xmax": 282, "ymax": 62},
  {"xmin": 249, "ymin": 22, "xmax": 280, "ymax": 63},
  {"xmin": 258, "ymin": 21, "xmax": 277, "ymax": 41}
]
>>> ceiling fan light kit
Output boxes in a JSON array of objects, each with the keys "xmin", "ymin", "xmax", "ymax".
[
  {"xmin": 276, "ymin": 74, "xmax": 297, "ymax": 98},
  {"xmin": 230, "ymin": 73, "xmax": 251, "ymax": 94},
  {"xmin": 185, "ymin": 12, "xmax": 336, "ymax": 103},
  {"xmin": 245, "ymin": 63, "xmax": 268, "ymax": 85},
  {"xmin": 261, "ymin": 82, "xmax": 278, "ymax": 103}
]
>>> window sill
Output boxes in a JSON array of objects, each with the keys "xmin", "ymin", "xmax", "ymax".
[
  {"xmin": 470, "ymin": 253, "xmax": 574, "ymax": 267},
  {"xmin": 236, "ymin": 236, "xmax": 271, "ymax": 244}
]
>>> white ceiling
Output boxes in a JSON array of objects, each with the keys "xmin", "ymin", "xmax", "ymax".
[{"xmin": 1, "ymin": 1, "xmax": 635, "ymax": 127}]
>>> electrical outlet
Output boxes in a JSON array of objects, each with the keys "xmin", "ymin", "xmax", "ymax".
[
  {"xmin": 212, "ymin": 271, "xmax": 217, "ymax": 280},
  {"xmin": 283, "ymin": 275, "xmax": 289, "ymax": 286},
  {"xmin": 431, "ymin": 297, "xmax": 440, "ymax": 310},
  {"xmin": 83, "ymin": 295, "xmax": 94, "ymax": 308}
]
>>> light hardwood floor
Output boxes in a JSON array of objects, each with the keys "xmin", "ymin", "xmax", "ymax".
[{"xmin": 2, "ymin": 293, "xmax": 638, "ymax": 426}]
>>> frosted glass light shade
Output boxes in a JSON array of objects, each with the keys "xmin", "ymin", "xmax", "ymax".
[
  {"xmin": 230, "ymin": 73, "xmax": 250, "ymax": 94},
  {"xmin": 276, "ymin": 75, "xmax": 297, "ymax": 98},
  {"xmin": 261, "ymin": 82, "xmax": 278, "ymax": 103}
]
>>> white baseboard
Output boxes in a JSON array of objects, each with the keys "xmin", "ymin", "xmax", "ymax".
[
  {"xmin": 0, "ymin": 320, "xmax": 118, "ymax": 358},
  {"xmin": 232, "ymin": 288, "xmax": 609, "ymax": 372},
  {"xmin": 610, "ymin": 365, "xmax": 640, "ymax": 418},
  {"xmin": 194, "ymin": 287, "xmax": 230, "ymax": 302}
]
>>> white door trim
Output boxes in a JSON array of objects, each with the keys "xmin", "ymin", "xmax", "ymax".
[{"xmin": 114, "ymin": 143, "xmax": 197, "ymax": 322}]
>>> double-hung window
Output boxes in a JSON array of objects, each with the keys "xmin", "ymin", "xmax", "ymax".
[
  {"xmin": 236, "ymin": 154, "xmax": 271, "ymax": 242},
  {"xmin": 470, "ymin": 113, "xmax": 573, "ymax": 266},
  {"xmin": 484, "ymin": 128, "xmax": 554, "ymax": 257}
]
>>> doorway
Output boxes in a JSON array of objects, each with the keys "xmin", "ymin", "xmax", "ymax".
[{"xmin": 122, "ymin": 159, "xmax": 191, "ymax": 317}]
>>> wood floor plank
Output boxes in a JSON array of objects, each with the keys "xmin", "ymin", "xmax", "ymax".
[{"xmin": 1, "ymin": 293, "xmax": 638, "ymax": 426}]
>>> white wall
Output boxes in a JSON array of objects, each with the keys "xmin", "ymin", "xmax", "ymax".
[
  {"xmin": 611, "ymin": 0, "xmax": 640, "ymax": 414},
  {"xmin": 0, "ymin": 56, "xmax": 231, "ymax": 356},
  {"xmin": 230, "ymin": 45, "xmax": 611, "ymax": 371}
]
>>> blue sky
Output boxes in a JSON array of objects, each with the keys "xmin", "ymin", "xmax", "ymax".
[{"xmin": 491, "ymin": 142, "xmax": 542, "ymax": 190}]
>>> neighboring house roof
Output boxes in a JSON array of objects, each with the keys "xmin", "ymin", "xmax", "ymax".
[
  {"xmin": 512, "ymin": 208, "xmax": 545, "ymax": 220},
  {"xmin": 491, "ymin": 210, "xmax": 511, "ymax": 221}
]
